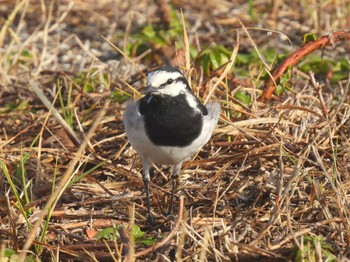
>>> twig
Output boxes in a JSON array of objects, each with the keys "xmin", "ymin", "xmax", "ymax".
[
  {"xmin": 204, "ymin": 33, "xmax": 240, "ymax": 104},
  {"xmin": 18, "ymin": 101, "xmax": 108, "ymax": 262},
  {"xmin": 119, "ymin": 226, "xmax": 131, "ymax": 256},
  {"xmin": 261, "ymin": 30, "xmax": 350, "ymax": 100},
  {"xmin": 0, "ymin": 0, "xmax": 27, "ymax": 47},
  {"xmin": 309, "ymin": 72, "xmax": 329, "ymax": 116},
  {"xmin": 134, "ymin": 197, "xmax": 184, "ymax": 258},
  {"xmin": 30, "ymin": 80, "xmax": 81, "ymax": 146}
]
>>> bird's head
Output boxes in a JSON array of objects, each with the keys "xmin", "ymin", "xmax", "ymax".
[{"xmin": 143, "ymin": 66, "xmax": 191, "ymax": 97}]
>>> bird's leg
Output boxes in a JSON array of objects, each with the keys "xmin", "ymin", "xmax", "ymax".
[
  {"xmin": 142, "ymin": 160, "xmax": 153, "ymax": 224},
  {"xmin": 168, "ymin": 162, "xmax": 182, "ymax": 215}
]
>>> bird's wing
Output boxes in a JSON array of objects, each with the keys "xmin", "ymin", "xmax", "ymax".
[
  {"xmin": 123, "ymin": 99, "xmax": 143, "ymax": 130},
  {"xmin": 204, "ymin": 101, "xmax": 221, "ymax": 128},
  {"xmin": 194, "ymin": 101, "xmax": 220, "ymax": 146}
]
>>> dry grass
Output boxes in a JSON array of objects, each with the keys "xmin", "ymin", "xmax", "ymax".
[{"xmin": 1, "ymin": 0, "xmax": 350, "ymax": 261}]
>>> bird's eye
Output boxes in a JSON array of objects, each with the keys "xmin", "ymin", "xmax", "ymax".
[{"xmin": 167, "ymin": 79, "xmax": 174, "ymax": 85}]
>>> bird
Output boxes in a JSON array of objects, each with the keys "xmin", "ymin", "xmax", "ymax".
[{"xmin": 123, "ymin": 65, "xmax": 220, "ymax": 223}]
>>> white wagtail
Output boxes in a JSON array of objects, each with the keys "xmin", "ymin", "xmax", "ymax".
[{"xmin": 124, "ymin": 66, "xmax": 220, "ymax": 223}]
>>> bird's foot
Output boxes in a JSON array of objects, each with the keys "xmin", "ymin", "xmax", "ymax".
[{"xmin": 146, "ymin": 215, "xmax": 155, "ymax": 225}]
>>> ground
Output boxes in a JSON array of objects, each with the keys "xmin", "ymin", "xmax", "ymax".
[{"xmin": 0, "ymin": 0, "xmax": 350, "ymax": 261}]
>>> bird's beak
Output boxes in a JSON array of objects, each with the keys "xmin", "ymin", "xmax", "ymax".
[{"xmin": 142, "ymin": 85, "xmax": 158, "ymax": 94}]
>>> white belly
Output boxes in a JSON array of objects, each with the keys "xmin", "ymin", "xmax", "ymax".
[{"xmin": 125, "ymin": 122, "xmax": 202, "ymax": 165}]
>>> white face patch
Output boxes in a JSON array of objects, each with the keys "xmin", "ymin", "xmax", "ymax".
[
  {"xmin": 147, "ymin": 70, "xmax": 188, "ymax": 97},
  {"xmin": 147, "ymin": 70, "xmax": 183, "ymax": 88},
  {"xmin": 160, "ymin": 81, "xmax": 189, "ymax": 97}
]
